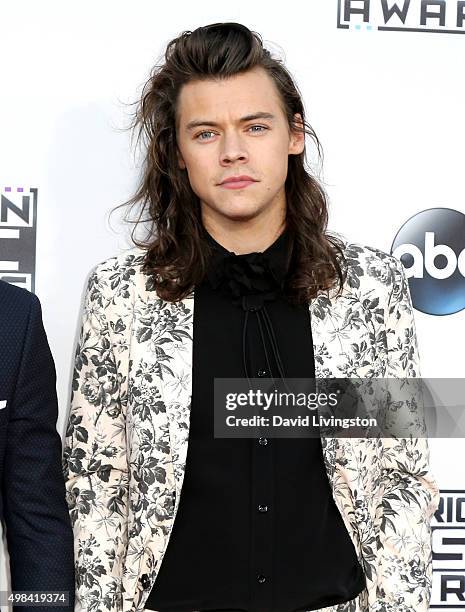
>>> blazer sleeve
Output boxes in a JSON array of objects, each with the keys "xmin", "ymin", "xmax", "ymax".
[
  {"xmin": 62, "ymin": 267, "xmax": 129, "ymax": 612},
  {"xmin": 3, "ymin": 292, "xmax": 75, "ymax": 612},
  {"xmin": 368, "ymin": 256, "xmax": 440, "ymax": 612}
]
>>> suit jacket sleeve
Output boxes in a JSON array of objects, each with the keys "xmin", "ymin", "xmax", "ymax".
[
  {"xmin": 3, "ymin": 292, "xmax": 75, "ymax": 612},
  {"xmin": 62, "ymin": 267, "xmax": 129, "ymax": 612},
  {"xmin": 368, "ymin": 256, "xmax": 440, "ymax": 611}
]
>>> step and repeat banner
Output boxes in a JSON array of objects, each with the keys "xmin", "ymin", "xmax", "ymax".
[{"xmin": 1, "ymin": 1, "xmax": 464, "ymax": 610}]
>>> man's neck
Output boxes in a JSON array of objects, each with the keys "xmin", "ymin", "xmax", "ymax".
[{"xmin": 202, "ymin": 216, "xmax": 287, "ymax": 255}]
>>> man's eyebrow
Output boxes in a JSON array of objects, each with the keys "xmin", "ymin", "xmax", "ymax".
[{"xmin": 185, "ymin": 112, "xmax": 276, "ymax": 132}]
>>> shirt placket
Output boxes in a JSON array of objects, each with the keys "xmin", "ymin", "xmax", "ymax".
[{"xmin": 247, "ymin": 309, "xmax": 276, "ymax": 612}]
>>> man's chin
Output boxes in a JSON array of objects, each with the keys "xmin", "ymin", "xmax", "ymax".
[{"xmin": 206, "ymin": 200, "xmax": 267, "ymax": 222}]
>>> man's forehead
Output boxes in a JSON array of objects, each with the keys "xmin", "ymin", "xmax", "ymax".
[{"xmin": 176, "ymin": 69, "xmax": 282, "ymax": 125}]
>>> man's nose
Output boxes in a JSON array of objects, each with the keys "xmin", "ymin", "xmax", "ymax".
[{"xmin": 219, "ymin": 133, "xmax": 249, "ymax": 165}]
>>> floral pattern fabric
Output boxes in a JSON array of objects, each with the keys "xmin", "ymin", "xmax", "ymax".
[{"xmin": 62, "ymin": 242, "xmax": 440, "ymax": 612}]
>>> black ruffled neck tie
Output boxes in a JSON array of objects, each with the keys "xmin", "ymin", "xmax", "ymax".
[{"xmin": 203, "ymin": 227, "xmax": 293, "ymax": 388}]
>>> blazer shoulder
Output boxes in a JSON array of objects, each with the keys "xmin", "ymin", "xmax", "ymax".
[
  {"xmin": 83, "ymin": 247, "xmax": 149, "ymax": 313},
  {"xmin": 0, "ymin": 280, "xmax": 39, "ymax": 314},
  {"xmin": 90, "ymin": 246, "xmax": 147, "ymax": 280},
  {"xmin": 343, "ymin": 241, "xmax": 400, "ymax": 266},
  {"xmin": 340, "ymin": 241, "xmax": 405, "ymax": 294},
  {"xmin": 0, "ymin": 283, "xmax": 42, "ymax": 357}
]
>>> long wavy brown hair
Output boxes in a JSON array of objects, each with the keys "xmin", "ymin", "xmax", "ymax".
[{"xmin": 114, "ymin": 21, "xmax": 348, "ymax": 304}]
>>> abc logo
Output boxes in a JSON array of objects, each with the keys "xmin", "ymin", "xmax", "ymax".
[{"xmin": 391, "ymin": 208, "xmax": 465, "ymax": 316}]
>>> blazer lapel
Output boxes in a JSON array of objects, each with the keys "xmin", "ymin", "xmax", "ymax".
[
  {"xmin": 122, "ymin": 289, "xmax": 195, "ymax": 611},
  {"xmin": 163, "ymin": 293, "xmax": 195, "ymax": 516}
]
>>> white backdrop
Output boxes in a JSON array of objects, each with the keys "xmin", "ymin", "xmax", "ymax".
[{"xmin": 0, "ymin": 1, "xmax": 463, "ymax": 609}]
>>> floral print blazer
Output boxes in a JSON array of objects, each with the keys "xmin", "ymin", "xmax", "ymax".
[{"xmin": 62, "ymin": 242, "xmax": 440, "ymax": 612}]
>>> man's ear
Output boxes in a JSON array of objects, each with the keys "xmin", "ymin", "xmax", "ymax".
[{"xmin": 288, "ymin": 112, "xmax": 305, "ymax": 156}]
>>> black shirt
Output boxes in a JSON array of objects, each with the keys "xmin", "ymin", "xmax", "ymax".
[{"xmin": 145, "ymin": 226, "xmax": 366, "ymax": 612}]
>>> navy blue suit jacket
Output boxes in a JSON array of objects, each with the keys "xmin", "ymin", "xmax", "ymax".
[{"xmin": 0, "ymin": 280, "xmax": 75, "ymax": 611}]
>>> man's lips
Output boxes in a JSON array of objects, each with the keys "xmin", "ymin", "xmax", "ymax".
[{"xmin": 218, "ymin": 175, "xmax": 258, "ymax": 189}]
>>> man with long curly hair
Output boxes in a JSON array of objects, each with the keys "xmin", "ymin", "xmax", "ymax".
[{"xmin": 62, "ymin": 22, "xmax": 439, "ymax": 612}]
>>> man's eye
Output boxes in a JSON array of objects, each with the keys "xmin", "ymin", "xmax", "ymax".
[{"xmin": 197, "ymin": 131, "xmax": 215, "ymax": 140}]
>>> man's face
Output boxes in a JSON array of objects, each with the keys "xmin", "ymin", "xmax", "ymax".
[{"xmin": 175, "ymin": 66, "xmax": 304, "ymax": 225}]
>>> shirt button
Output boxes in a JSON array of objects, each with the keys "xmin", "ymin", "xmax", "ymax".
[
  {"xmin": 257, "ymin": 368, "xmax": 268, "ymax": 377},
  {"xmin": 257, "ymin": 574, "xmax": 267, "ymax": 584},
  {"xmin": 258, "ymin": 437, "xmax": 268, "ymax": 445},
  {"xmin": 258, "ymin": 504, "xmax": 268, "ymax": 512}
]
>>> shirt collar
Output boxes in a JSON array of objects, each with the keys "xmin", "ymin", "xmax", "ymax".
[{"xmin": 203, "ymin": 225, "xmax": 293, "ymax": 290}]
